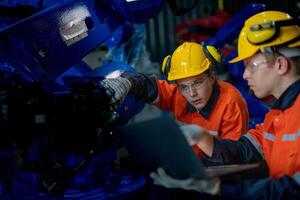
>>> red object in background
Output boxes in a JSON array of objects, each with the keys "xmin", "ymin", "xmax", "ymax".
[
  {"xmin": 175, "ymin": 11, "xmax": 231, "ymax": 44},
  {"xmin": 174, "ymin": 11, "xmax": 233, "ymax": 58}
]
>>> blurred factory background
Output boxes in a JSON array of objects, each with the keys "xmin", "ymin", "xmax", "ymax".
[{"xmin": 0, "ymin": 0, "xmax": 299, "ymax": 199}]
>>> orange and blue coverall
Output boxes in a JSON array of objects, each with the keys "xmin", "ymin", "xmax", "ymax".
[
  {"xmin": 122, "ymin": 72, "xmax": 249, "ymax": 158},
  {"xmin": 155, "ymin": 79, "xmax": 249, "ymax": 140},
  {"xmin": 123, "ymin": 72, "xmax": 249, "ymax": 140},
  {"xmin": 204, "ymin": 79, "xmax": 300, "ymax": 199}
]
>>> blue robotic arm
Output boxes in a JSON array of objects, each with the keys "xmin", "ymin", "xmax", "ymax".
[
  {"xmin": 205, "ymin": 3, "xmax": 266, "ymax": 48},
  {"xmin": 0, "ymin": 0, "xmax": 165, "ymax": 198},
  {"xmin": 0, "ymin": 0, "xmax": 123, "ymax": 85}
]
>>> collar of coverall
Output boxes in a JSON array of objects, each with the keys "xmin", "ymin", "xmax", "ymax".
[
  {"xmin": 272, "ymin": 79, "xmax": 300, "ymax": 110},
  {"xmin": 186, "ymin": 82, "xmax": 220, "ymax": 119}
]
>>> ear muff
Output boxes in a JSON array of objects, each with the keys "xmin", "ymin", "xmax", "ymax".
[
  {"xmin": 247, "ymin": 21, "xmax": 279, "ymax": 45},
  {"xmin": 247, "ymin": 18, "xmax": 300, "ymax": 45},
  {"xmin": 202, "ymin": 45, "xmax": 221, "ymax": 66},
  {"xmin": 162, "ymin": 55, "xmax": 171, "ymax": 78}
]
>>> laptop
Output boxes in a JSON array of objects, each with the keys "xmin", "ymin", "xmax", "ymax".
[{"xmin": 116, "ymin": 116, "xmax": 259, "ymax": 179}]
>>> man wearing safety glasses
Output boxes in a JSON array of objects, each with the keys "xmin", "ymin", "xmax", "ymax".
[
  {"xmin": 101, "ymin": 42, "xmax": 250, "ymax": 158},
  {"xmin": 150, "ymin": 11, "xmax": 300, "ymax": 199}
]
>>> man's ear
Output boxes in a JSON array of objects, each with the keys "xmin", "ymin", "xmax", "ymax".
[
  {"xmin": 276, "ymin": 56, "xmax": 289, "ymax": 75},
  {"xmin": 208, "ymin": 72, "xmax": 216, "ymax": 83}
]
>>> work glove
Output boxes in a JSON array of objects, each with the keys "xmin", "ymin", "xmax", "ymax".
[
  {"xmin": 179, "ymin": 124, "xmax": 205, "ymax": 145},
  {"xmin": 150, "ymin": 168, "xmax": 221, "ymax": 196},
  {"xmin": 100, "ymin": 76, "xmax": 132, "ymax": 110}
]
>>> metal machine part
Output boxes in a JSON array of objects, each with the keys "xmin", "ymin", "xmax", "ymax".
[{"xmin": 0, "ymin": 0, "xmax": 163, "ymax": 198}]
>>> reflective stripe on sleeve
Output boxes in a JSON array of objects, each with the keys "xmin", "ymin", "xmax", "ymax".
[
  {"xmin": 263, "ymin": 132, "xmax": 275, "ymax": 142},
  {"xmin": 282, "ymin": 130, "xmax": 300, "ymax": 141},
  {"xmin": 242, "ymin": 133, "xmax": 264, "ymax": 158}
]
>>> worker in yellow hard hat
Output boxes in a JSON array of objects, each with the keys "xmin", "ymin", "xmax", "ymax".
[
  {"xmin": 230, "ymin": 11, "xmax": 300, "ymax": 63},
  {"xmin": 101, "ymin": 41, "xmax": 250, "ymax": 158},
  {"xmin": 150, "ymin": 10, "xmax": 300, "ymax": 199}
]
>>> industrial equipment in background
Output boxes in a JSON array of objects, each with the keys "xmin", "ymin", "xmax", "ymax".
[{"xmin": 0, "ymin": 0, "xmax": 271, "ymax": 199}]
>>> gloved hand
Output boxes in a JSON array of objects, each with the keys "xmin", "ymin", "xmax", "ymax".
[
  {"xmin": 150, "ymin": 168, "xmax": 221, "ymax": 195},
  {"xmin": 100, "ymin": 76, "xmax": 132, "ymax": 110},
  {"xmin": 179, "ymin": 124, "xmax": 205, "ymax": 145}
]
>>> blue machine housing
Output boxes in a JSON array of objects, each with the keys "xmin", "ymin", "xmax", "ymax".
[
  {"xmin": 0, "ymin": 0, "xmax": 123, "ymax": 87},
  {"xmin": 98, "ymin": 0, "xmax": 165, "ymax": 23},
  {"xmin": 0, "ymin": 0, "xmax": 158, "ymax": 198}
]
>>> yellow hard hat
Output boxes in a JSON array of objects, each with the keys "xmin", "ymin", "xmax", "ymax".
[
  {"xmin": 230, "ymin": 11, "xmax": 300, "ymax": 63},
  {"xmin": 162, "ymin": 42, "xmax": 221, "ymax": 81}
]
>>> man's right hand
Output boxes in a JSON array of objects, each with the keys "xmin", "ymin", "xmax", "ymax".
[
  {"xmin": 179, "ymin": 124, "xmax": 215, "ymax": 157},
  {"xmin": 100, "ymin": 76, "xmax": 132, "ymax": 110},
  {"xmin": 180, "ymin": 124, "xmax": 205, "ymax": 145}
]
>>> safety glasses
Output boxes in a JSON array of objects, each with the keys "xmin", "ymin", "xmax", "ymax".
[
  {"xmin": 177, "ymin": 76, "xmax": 209, "ymax": 93},
  {"xmin": 244, "ymin": 59, "xmax": 274, "ymax": 73}
]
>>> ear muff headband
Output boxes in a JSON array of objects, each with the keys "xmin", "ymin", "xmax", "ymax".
[
  {"xmin": 162, "ymin": 55, "xmax": 171, "ymax": 77},
  {"xmin": 247, "ymin": 18, "xmax": 300, "ymax": 45},
  {"xmin": 202, "ymin": 45, "xmax": 220, "ymax": 66}
]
